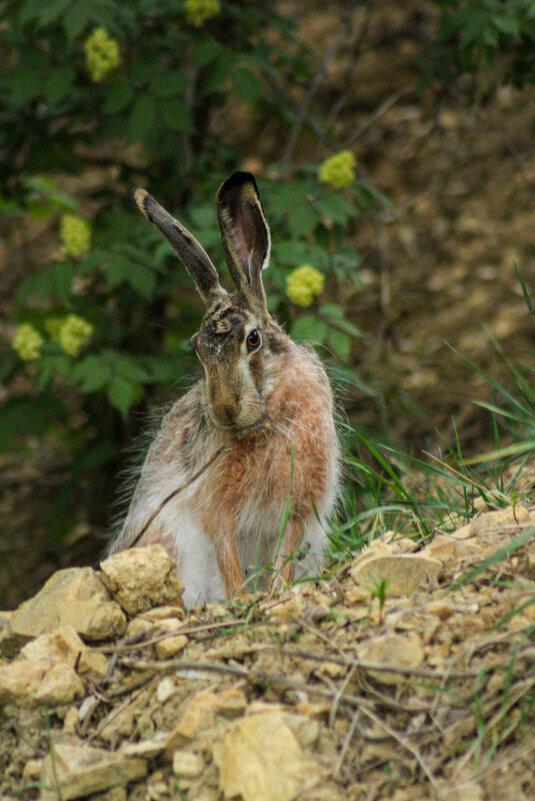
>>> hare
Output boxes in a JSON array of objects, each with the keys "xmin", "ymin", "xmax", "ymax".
[{"xmin": 109, "ymin": 172, "xmax": 340, "ymax": 608}]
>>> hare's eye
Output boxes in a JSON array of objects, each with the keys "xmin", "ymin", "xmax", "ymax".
[{"xmin": 246, "ymin": 329, "xmax": 261, "ymax": 351}]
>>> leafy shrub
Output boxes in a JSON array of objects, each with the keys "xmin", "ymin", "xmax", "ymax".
[
  {"xmin": 426, "ymin": 0, "xmax": 535, "ymax": 88},
  {"xmin": 0, "ymin": 1, "xmax": 383, "ymax": 534}
]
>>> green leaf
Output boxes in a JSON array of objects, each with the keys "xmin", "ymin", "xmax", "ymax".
[
  {"xmin": 16, "ymin": 263, "xmax": 76, "ymax": 305},
  {"xmin": 128, "ymin": 95, "xmax": 155, "ymax": 142},
  {"xmin": 104, "ymin": 351, "xmax": 150, "ymax": 383},
  {"xmin": 326, "ymin": 328, "xmax": 351, "ymax": 361},
  {"xmin": 38, "ymin": 0, "xmax": 74, "ymax": 26},
  {"xmin": 158, "ymin": 100, "xmax": 193, "ymax": 132},
  {"xmin": 103, "ymin": 82, "xmax": 134, "ymax": 113},
  {"xmin": 191, "ymin": 39, "xmax": 222, "ymax": 68},
  {"xmin": 291, "ymin": 315, "xmax": 327, "ymax": 343},
  {"xmin": 107, "ymin": 375, "xmax": 142, "ymax": 417},
  {"xmin": 63, "ymin": 0, "xmax": 94, "ymax": 40},
  {"xmin": 313, "ymin": 191, "xmax": 357, "ymax": 225},
  {"xmin": 150, "ymin": 73, "xmax": 188, "ymax": 98},
  {"xmin": 287, "ymin": 197, "xmax": 319, "ymax": 237},
  {"xmin": 105, "ymin": 256, "xmax": 156, "ymax": 298},
  {"xmin": 0, "ymin": 395, "xmax": 66, "ymax": 449},
  {"xmin": 44, "ymin": 67, "xmax": 76, "ymax": 104},
  {"xmin": 71, "ymin": 356, "xmax": 112, "ymax": 392},
  {"xmin": 9, "ymin": 67, "xmax": 43, "ymax": 107},
  {"xmin": 232, "ymin": 66, "xmax": 263, "ymax": 105}
]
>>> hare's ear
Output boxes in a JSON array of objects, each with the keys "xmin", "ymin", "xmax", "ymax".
[
  {"xmin": 216, "ymin": 171, "xmax": 270, "ymax": 315},
  {"xmin": 132, "ymin": 189, "xmax": 224, "ymax": 305}
]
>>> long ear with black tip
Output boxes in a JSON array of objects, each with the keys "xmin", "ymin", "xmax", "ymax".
[
  {"xmin": 132, "ymin": 188, "xmax": 224, "ymax": 305},
  {"xmin": 216, "ymin": 171, "xmax": 271, "ymax": 315}
]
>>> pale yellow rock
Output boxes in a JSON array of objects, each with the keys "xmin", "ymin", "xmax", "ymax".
[
  {"xmin": 0, "ymin": 660, "xmax": 84, "ymax": 707},
  {"xmin": 172, "ymin": 751, "xmax": 204, "ymax": 778},
  {"xmin": 267, "ymin": 596, "xmax": 306, "ymax": 622},
  {"xmin": 154, "ymin": 634, "xmax": 188, "ymax": 659},
  {"xmin": 213, "ymin": 712, "xmax": 323, "ymax": 801},
  {"xmin": 423, "ymin": 534, "xmax": 469, "ymax": 561},
  {"xmin": 217, "ymin": 687, "xmax": 247, "ymax": 718},
  {"xmin": 77, "ymin": 649, "xmax": 109, "ymax": 678},
  {"xmin": 385, "ymin": 531, "xmax": 419, "ymax": 553},
  {"xmin": 40, "ymin": 742, "xmax": 147, "ymax": 800},
  {"xmin": 165, "ymin": 691, "xmax": 220, "ymax": 754},
  {"xmin": 22, "ymin": 758, "xmax": 43, "ymax": 780},
  {"xmin": 350, "ymin": 554, "xmax": 441, "ymax": 596},
  {"xmin": 155, "ymin": 616, "xmax": 183, "ymax": 633},
  {"xmin": 63, "ymin": 707, "xmax": 79, "ymax": 734},
  {"xmin": 7, "ymin": 567, "xmax": 126, "ymax": 643},
  {"xmin": 156, "ymin": 677, "xmax": 176, "ymax": 704},
  {"xmin": 351, "ymin": 540, "xmax": 393, "ymax": 569},
  {"xmin": 143, "ymin": 605, "xmax": 185, "ymax": 621},
  {"xmin": 121, "ymin": 733, "xmax": 168, "ymax": 758},
  {"xmin": 359, "ymin": 632, "xmax": 424, "ymax": 685},
  {"xmin": 451, "ymin": 524, "xmax": 472, "ymax": 540},
  {"xmin": 126, "ymin": 617, "xmax": 155, "ymax": 638},
  {"xmin": 20, "ymin": 625, "xmax": 85, "ymax": 664},
  {"xmin": 425, "ymin": 599, "xmax": 454, "ymax": 619},
  {"xmin": 19, "ymin": 625, "xmax": 108, "ymax": 678},
  {"xmin": 470, "ymin": 505, "xmax": 529, "ymax": 535},
  {"xmin": 100, "ymin": 545, "xmax": 184, "ymax": 615}
]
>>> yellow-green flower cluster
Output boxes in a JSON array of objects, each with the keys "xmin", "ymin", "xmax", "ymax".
[
  {"xmin": 319, "ymin": 150, "xmax": 356, "ymax": 190},
  {"xmin": 56, "ymin": 315, "xmax": 94, "ymax": 357},
  {"xmin": 184, "ymin": 0, "xmax": 221, "ymax": 27},
  {"xmin": 12, "ymin": 324, "xmax": 43, "ymax": 361},
  {"xmin": 60, "ymin": 214, "xmax": 91, "ymax": 258},
  {"xmin": 286, "ymin": 264, "xmax": 325, "ymax": 307},
  {"xmin": 84, "ymin": 27, "xmax": 121, "ymax": 82}
]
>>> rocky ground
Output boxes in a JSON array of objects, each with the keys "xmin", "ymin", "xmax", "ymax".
[{"xmin": 1, "ymin": 495, "xmax": 535, "ymax": 801}]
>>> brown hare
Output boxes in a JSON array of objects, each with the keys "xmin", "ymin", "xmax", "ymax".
[{"xmin": 109, "ymin": 172, "xmax": 340, "ymax": 607}]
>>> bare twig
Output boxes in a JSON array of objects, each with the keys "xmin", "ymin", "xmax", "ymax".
[
  {"xmin": 281, "ymin": 8, "xmax": 360, "ymax": 175},
  {"xmin": 342, "ymin": 87, "xmax": 415, "ymax": 148}
]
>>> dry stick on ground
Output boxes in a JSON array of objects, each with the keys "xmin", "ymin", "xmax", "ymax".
[{"xmin": 281, "ymin": 7, "xmax": 360, "ymax": 175}]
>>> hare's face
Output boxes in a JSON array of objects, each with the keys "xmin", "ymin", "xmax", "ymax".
[{"xmin": 191, "ymin": 299, "xmax": 267, "ymax": 430}]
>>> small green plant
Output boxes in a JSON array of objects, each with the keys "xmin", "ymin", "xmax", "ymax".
[{"xmin": 369, "ymin": 576, "xmax": 389, "ymax": 624}]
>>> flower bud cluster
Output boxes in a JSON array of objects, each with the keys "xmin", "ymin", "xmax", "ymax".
[
  {"xmin": 12, "ymin": 324, "xmax": 43, "ymax": 361},
  {"xmin": 319, "ymin": 150, "xmax": 356, "ymax": 189},
  {"xmin": 184, "ymin": 0, "xmax": 221, "ymax": 27},
  {"xmin": 286, "ymin": 264, "xmax": 325, "ymax": 307},
  {"xmin": 60, "ymin": 214, "xmax": 91, "ymax": 258},
  {"xmin": 84, "ymin": 28, "xmax": 121, "ymax": 82}
]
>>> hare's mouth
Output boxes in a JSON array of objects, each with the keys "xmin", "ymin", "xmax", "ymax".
[{"xmin": 208, "ymin": 405, "xmax": 264, "ymax": 431}]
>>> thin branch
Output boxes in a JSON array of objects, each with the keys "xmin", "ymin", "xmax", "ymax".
[
  {"xmin": 342, "ymin": 86, "xmax": 415, "ymax": 148},
  {"xmin": 281, "ymin": 8, "xmax": 359, "ymax": 175}
]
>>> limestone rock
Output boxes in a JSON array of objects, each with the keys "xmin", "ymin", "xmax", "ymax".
[
  {"xmin": 172, "ymin": 751, "xmax": 204, "ymax": 778},
  {"xmin": 0, "ymin": 660, "xmax": 84, "ymax": 707},
  {"xmin": 19, "ymin": 625, "xmax": 108, "ymax": 678},
  {"xmin": 40, "ymin": 742, "xmax": 147, "ymax": 800},
  {"xmin": 100, "ymin": 545, "xmax": 184, "ymax": 616},
  {"xmin": 350, "ymin": 553, "xmax": 441, "ymax": 596},
  {"xmin": 470, "ymin": 504, "xmax": 530, "ymax": 535},
  {"xmin": 7, "ymin": 567, "xmax": 126, "ymax": 644},
  {"xmin": 121, "ymin": 732, "xmax": 169, "ymax": 759},
  {"xmin": 154, "ymin": 634, "xmax": 188, "ymax": 659},
  {"xmin": 359, "ymin": 632, "xmax": 424, "ymax": 685},
  {"xmin": 213, "ymin": 712, "xmax": 323, "ymax": 801},
  {"xmin": 165, "ymin": 690, "xmax": 220, "ymax": 754}
]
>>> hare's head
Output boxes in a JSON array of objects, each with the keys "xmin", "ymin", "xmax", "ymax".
[{"xmin": 132, "ymin": 172, "xmax": 289, "ymax": 430}]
